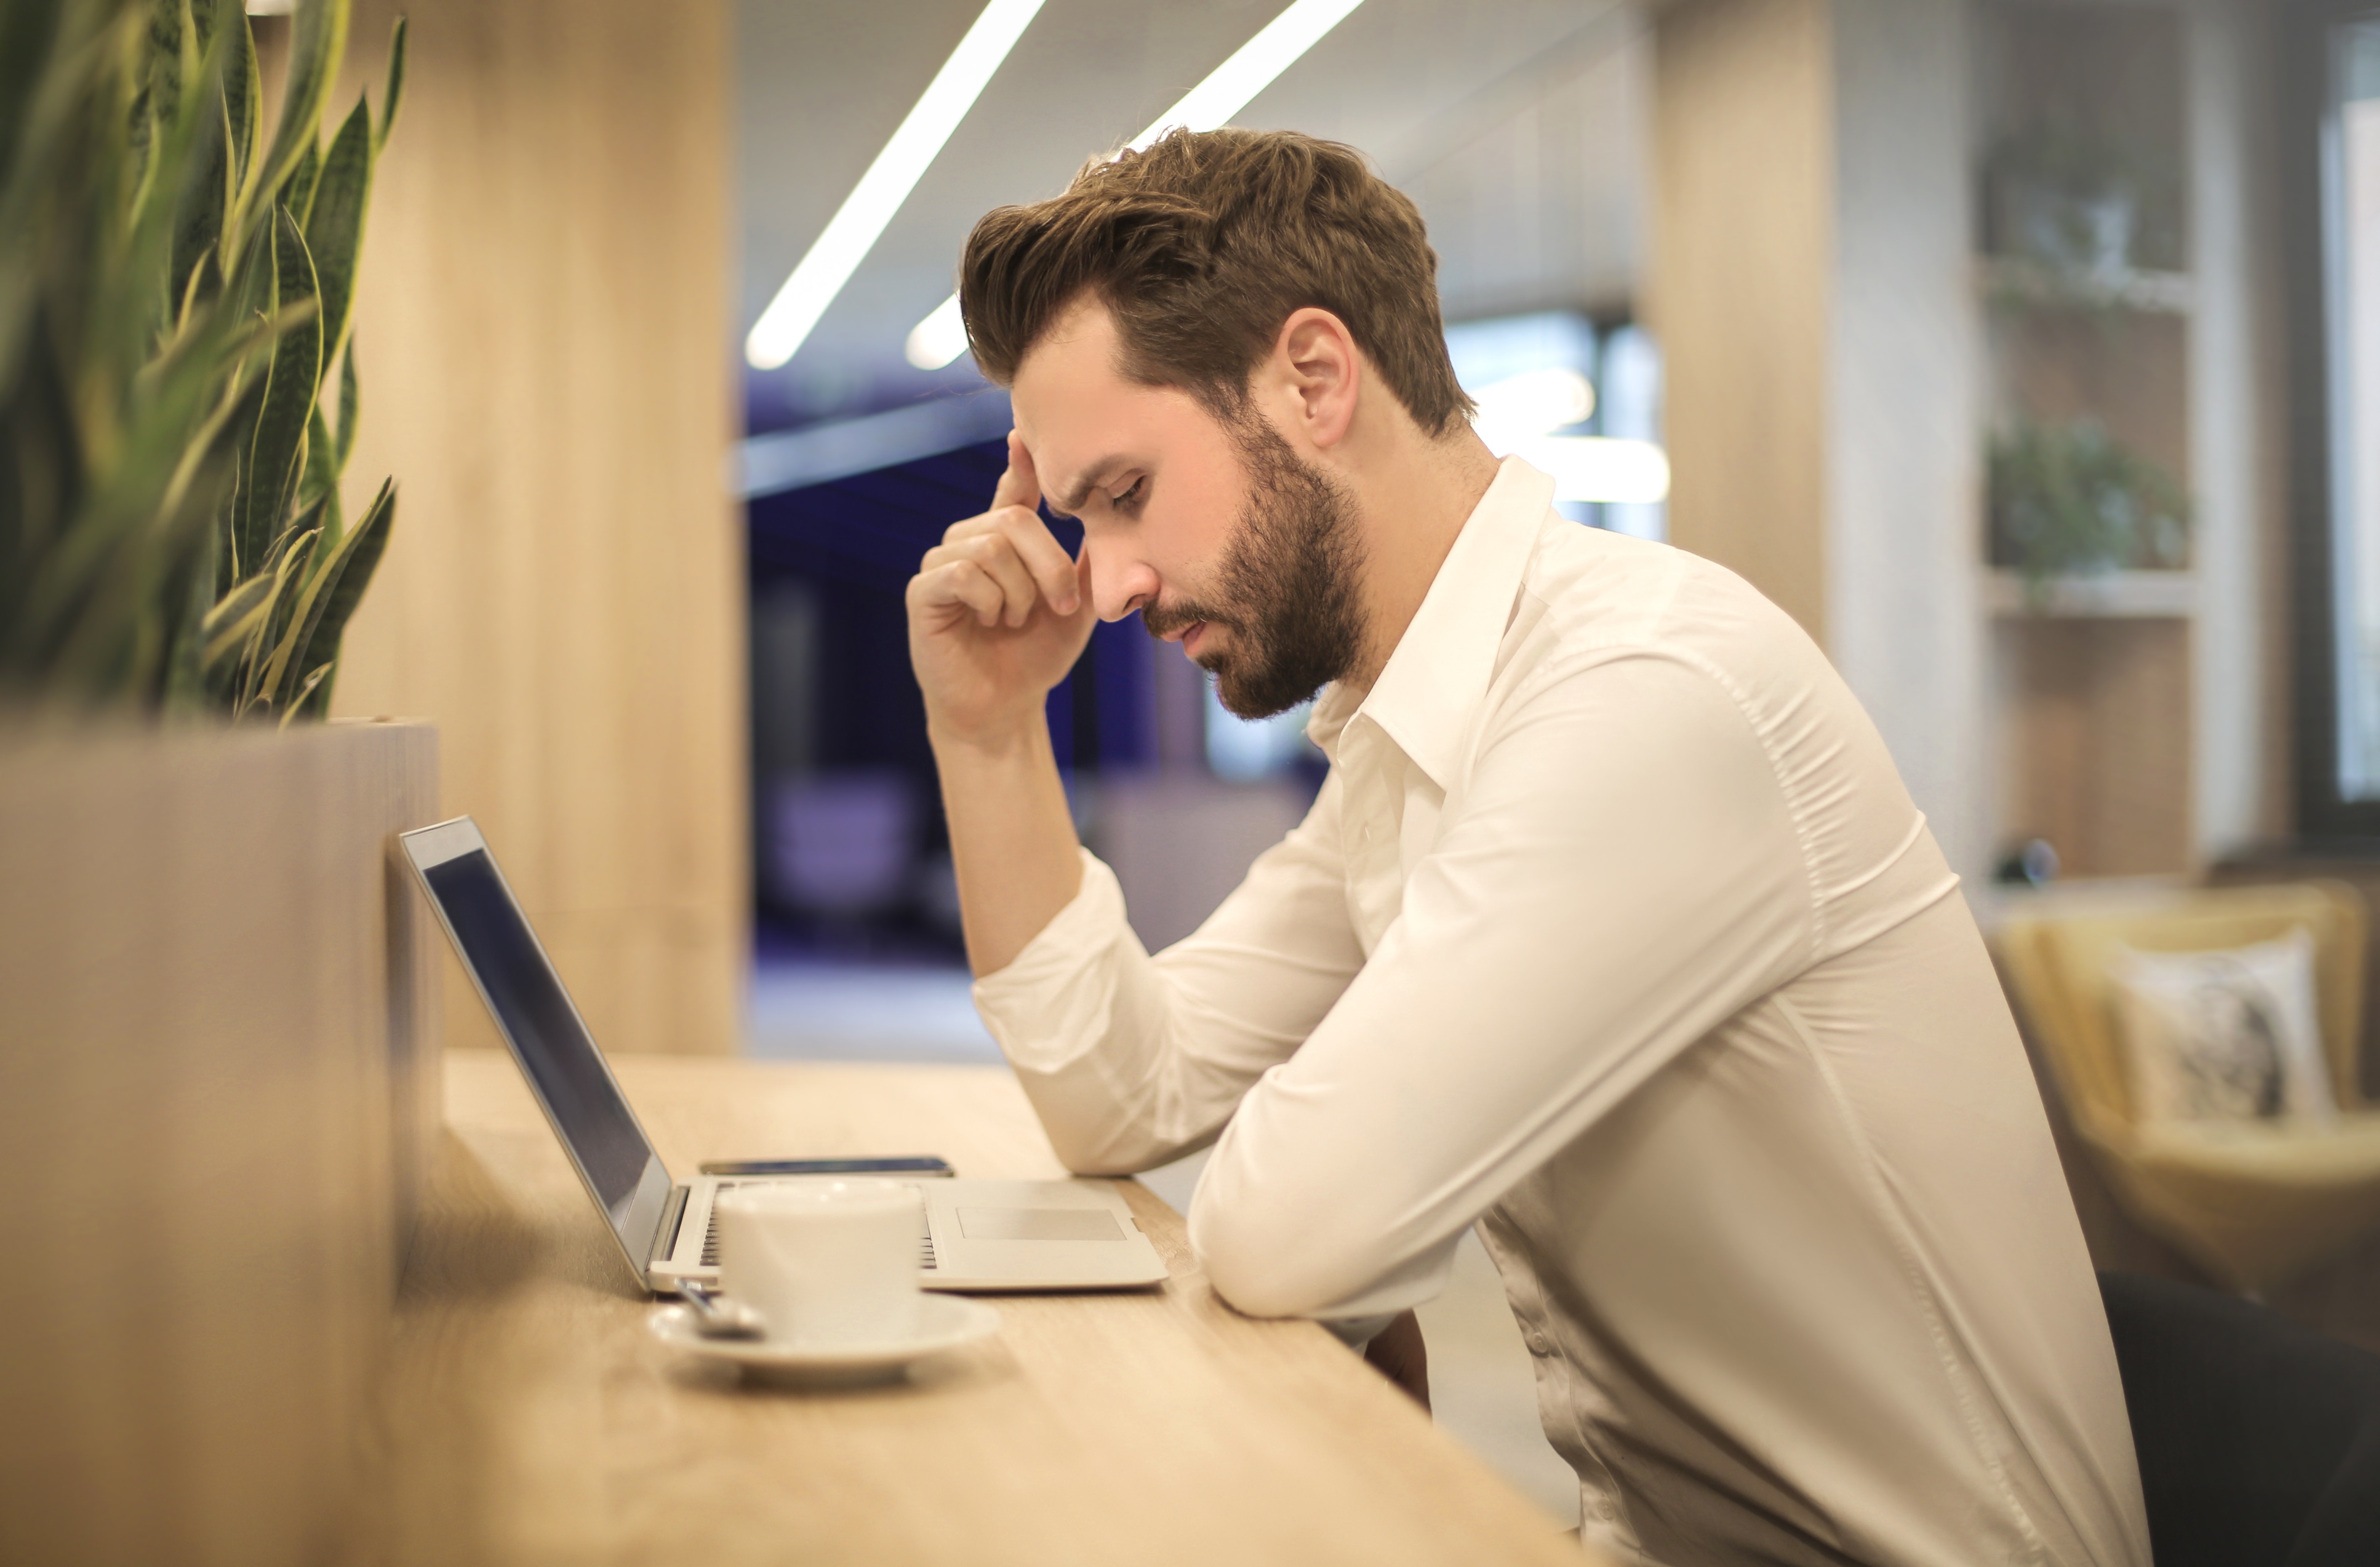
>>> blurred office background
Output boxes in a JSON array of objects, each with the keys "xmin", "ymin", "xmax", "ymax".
[{"xmin": 308, "ymin": 0, "xmax": 2380, "ymax": 1528}]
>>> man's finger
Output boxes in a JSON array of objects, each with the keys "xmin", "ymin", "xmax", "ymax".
[
  {"xmin": 959, "ymin": 534, "xmax": 1042, "ymax": 628},
  {"xmin": 989, "ymin": 429, "xmax": 1041, "ymax": 516},
  {"xmin": 913, "ymin": 559, "xmax": 1006, "ymax": 627},
  {"xmin": 994, "ymin": 508, "xmax": 1081, "ymax": 614}
]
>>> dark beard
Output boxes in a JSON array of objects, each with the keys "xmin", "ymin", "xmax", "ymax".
[{"xmin": 1141, "ymin": 416, "xmax": 1366, "ymax": 720}]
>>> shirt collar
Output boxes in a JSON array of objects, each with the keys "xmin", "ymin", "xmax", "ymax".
[{"xmin": 1307, "ymin": 457, "xmax": 1556, "ymax": 785}]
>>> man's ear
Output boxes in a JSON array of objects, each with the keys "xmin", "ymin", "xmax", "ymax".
[{"xmin": 1270, "ymin": 307, "xmax": 1360, "ymax": 452}]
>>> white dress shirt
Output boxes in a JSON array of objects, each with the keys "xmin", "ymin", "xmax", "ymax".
[{"xmin": 973, "ymin": 459, "xmax": 2150, "ymax": 1567}]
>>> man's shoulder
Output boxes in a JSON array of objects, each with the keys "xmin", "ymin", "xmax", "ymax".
[{"xmin": 1508, "ymin": 517, "xmax": 1822, "ymax": 681}]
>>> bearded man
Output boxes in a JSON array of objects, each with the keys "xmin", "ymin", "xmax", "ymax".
[{"xmin": 903, "ymin": 128, "xmax": 2148, "ymax": 1567}]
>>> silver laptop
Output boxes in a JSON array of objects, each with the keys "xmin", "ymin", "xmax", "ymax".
[{"xmin": 399, "ymin": 816, "xmax": 1169, "ymax": 1294}]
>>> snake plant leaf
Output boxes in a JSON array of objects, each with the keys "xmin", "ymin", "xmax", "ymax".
[
  {"xmin": 127, "ymin": 6, "xmax": 226, "ymax": 346},
  {"xmin": 221, "ymin": 0, "xmax": 256, "ymax": 220},
  {"xmin": 161, "ymin": 514, "xmax": 217, "ymax": 709},
  {"xmin": 376, "ymin": 15, "xmax": 406, "ymax": 155},
  {"xmin": 187, "ymin": 0, "xmax": 224, "ymax": 59},
  {"xmin": 199, "ymin": 561, "xmax": 278, "ymax": 672},
  {"xmin": 168, "ymin": 86, "xmax": 225, "ymax": 310},
  {"xmin": 287, "ymin": 474, "xmax": 391, "ymax": 715},
  {"xmin": 298, "ymin": 401, "xmax": 344, "ymax": 547},
  {"xmin": 0, "ymin": 0, "xmax": 112, "ymax": 396},
  {"xmin": 238, "ymin": 205, "xmax": 320, "ymax": 573},
  {"xmin": 0, "ymin": 0, "xmax": 66, "ymax": 187},
  {"xmin": 2, "ymin": 0, "xmax": 394, "ymax": 717},
  {"xmin": 15, "ymin": 284, "xmax": 251, "ymax": 676},
  {"xmin": 248, "ymin": 0, "xmax": 347, "ymax": 225},
  {"xmin": 255, "ymin": 487, "xmax": 325, "ymax": 658},
  {"xmin": 129, "ymin": 1, "xmax": 177, "ymax": 213},
  {"xmin": 232, "ymin": 519, "xmax": 318, "ymax": 717},
  {"xmin": 305, "ymin": 96, "xmax": 371, "ymax": 364},
  {"xmin": 279, "ymin": 660, "xmax": 332, "ymax": 728},
  {"xmin": 0, "ymin": 17, "xmax": 55, "ymax": 384},
  {"xmin": 333, "ymin": 336, "xmax": 356, "ymax": 469},
  {"xmin": 259, "ymin": 498, "xmax": 340, "ymax": 700},
  {"xmin": 149, "ymin": 0, "xmax": 192, "ymax": 130},
  {"xmin": 282, "ymin": 132, "xmax": 320, "ymax": 229}
]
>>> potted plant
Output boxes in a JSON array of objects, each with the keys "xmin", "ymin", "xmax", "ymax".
[
  {"xmin": 1985, "ymin": 122, "xmax": 2184, "ymax": 285},
  {"xmin": 2, "ymin": 0, "xmax": 405, "ymax": 721},
  {"xmin": 1988, "ymin": 415, "xmax": 2191, "ymax": 606},
  {"xmin": 0, "ymin": 5, "xmax": 439, "ymax": 1559}
]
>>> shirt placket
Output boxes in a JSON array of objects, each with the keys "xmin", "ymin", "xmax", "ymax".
[{"xmin": 1337, "ymin": 724, "xmax": 1408, "ymax": 957}]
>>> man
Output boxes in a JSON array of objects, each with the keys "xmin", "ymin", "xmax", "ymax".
[{"xmin": 905, "ymin": 128, "xmax": 2148, "ymax": 1567}]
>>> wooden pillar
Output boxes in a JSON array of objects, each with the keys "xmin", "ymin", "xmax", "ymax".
[
  {"xmin": 1650, "ymin": 0, "xmax": 1834, "ymax": 644},
  {"xmin": 332, "ymin": 0, "xmax": 746, "ymax": 1053},
  {"xmin": 1651, "ymin": 0, "xmax": 1989, "ymax": 879}
]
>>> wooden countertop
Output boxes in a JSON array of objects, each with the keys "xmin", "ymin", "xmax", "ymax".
[{"xmin": 346, "ymin": 1049, "xmax": 1594, "ymax": 1566}]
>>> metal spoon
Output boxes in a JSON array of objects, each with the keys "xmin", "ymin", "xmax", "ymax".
[{"xmin": 675, "ymin": 1278, "xmax": 767, "ymax": 1340}]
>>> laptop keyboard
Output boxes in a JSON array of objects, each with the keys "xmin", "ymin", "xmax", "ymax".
[{"xmin": 699, "ymin": 1182, "xmax": 937, "ymax": 1272}]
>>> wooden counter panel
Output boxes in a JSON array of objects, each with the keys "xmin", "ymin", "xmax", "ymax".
[{"xmin": 349, "ymin": 1051, "xmax": 1591, "ymax": 1566}]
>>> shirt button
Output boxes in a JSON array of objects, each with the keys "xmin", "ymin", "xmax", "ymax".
[
  {"xmin": 1595, "ymin": 1500, "xmax": 1618, "ymax": 1522},
  {"xmin": 1524, "ymin": 1327, "xmax": 1553, "ymax": 1356}
]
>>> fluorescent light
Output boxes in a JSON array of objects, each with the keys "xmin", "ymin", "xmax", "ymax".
[
  {"xmin": 905, "ymin": 294, "xmax": 969, "ymax": 370},
  {"xmin": 1503, "ymin": 437, "xmax": 1671, "ymax": 505},
  {"xmin": 1125, "ymin": 0, "xmax": 1368, "ymax": 150},
  {"xmin": 746, "ymin": 0, "xmax": 1045, "ymax": 371},
  {"xmin": 903, "ymin": 0, "xmax": 1369, "ymax": 371}
]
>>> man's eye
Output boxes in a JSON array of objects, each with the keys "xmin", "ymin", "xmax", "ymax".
[{"xmin": 1114, "ymin": 477, "xmax": 1146, "ymax": 512}]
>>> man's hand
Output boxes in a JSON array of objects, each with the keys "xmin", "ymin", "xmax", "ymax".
[
  {"xmin": 907, "ymin": 432, "xmax": 1095, "ymax": 747},
  {"xmin": 1364, "ymin": 1310, "xmax": 1430, "ymax": 1412},
  {"xmin": 905, "ymin": 432, "xmax": 1094, "ymax": 976}
]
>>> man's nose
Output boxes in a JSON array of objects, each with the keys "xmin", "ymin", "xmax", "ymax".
[{"xmin": 1084, "ymin": 538, "xmax": 1159, "ymax": 624}]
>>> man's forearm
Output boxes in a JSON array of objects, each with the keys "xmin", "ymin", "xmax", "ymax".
[{"xmin": 931, "ymin": 715, "xmax": 1085, "ymax": 977}]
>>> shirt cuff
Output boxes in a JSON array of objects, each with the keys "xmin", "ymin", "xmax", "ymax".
[{"xmin": 969, "ymin": 848, "xmax": 1133, "ymax": 1074}]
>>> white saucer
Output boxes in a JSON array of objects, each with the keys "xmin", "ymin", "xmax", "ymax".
[{"xmin": 648, "ymin": 1294, "xmax": 1000, "ymax": 1387}]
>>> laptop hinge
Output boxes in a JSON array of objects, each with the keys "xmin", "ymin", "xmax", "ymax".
[{"xmin": 651, "ymin": 1183, "xmax": 690, "ymax": 1268}]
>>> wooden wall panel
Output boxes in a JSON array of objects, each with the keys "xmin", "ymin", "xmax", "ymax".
[
  {"xmin": 331, "ymin": 0, "xmax": 745, "ymax": 1055},
  {"xmin": 1650, "ymin": 0, "xmax": 1833, "ymax": 643},
  {"xmin": 1993, "ymin": 618, "xmax": 2195, "ymax": 877},
  {"xmin": 0, "ymin": 721, "xmax": 439, "ymax": 1567}
]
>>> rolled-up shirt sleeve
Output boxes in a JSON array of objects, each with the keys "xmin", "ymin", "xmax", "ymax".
[
  {"xmin": 972, "ymin": 771, "xmax": 1369, "ymax": 1176},
  {"xmin": 1189, "ymin": 651, "xmax": 1820, "ymax": 1320}
]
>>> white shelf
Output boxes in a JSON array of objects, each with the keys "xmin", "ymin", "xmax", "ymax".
[
  {"xmin": 1978, "ymin": 256, "xmax": 2195, "ymax": 315},
  {"xmin": 1984, "ymin": 568, "xmax": 2198, "ymax": 618}
]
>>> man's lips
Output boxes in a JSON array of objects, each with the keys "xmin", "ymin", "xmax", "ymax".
[{"xmin": 1181, "ymin": 621, "xmax": 1209, "ymax": 656}]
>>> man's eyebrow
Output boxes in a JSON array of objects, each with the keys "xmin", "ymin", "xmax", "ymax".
[{"xmin": 1051, "ymin": 461, "xmax": 1125, "ymax": 519}]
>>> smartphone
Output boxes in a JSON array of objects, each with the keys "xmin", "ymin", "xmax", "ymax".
[{"xmin": 696, "ymin": 1155, "xmax": 956, "ymax": 1178}]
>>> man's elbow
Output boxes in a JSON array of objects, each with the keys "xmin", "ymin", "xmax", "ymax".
[
  {"xmin": 1189, "ymin": 1200, "xmax": 1363, "ymax": 1319},
  {"xmin": 1043, "ymin": 1124, "xmax": 1143, "ymax": 1179},
  {"xmin": 1038, "ymin": 1114, "xmax": 1198, "ymax": 1180}
]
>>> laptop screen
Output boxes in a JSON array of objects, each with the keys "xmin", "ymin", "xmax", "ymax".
[{"xmin": 419, "ymin": 848, "xmax": 659, "ymax": 1232}]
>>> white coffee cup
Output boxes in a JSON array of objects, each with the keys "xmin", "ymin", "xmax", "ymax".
[{"xmin": 715, "ymin": 1180, "xmax": 922, "ymax": 1345}]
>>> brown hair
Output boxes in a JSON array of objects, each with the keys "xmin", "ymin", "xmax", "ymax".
[{"xmin": 958, "ymin": 128, "xmax": 1474, "ymax": 436}]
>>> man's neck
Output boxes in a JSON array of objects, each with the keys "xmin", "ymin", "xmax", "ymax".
[{"xmin": 1336, "ymin": 424, "xmax": 1502, "ymax": 695}]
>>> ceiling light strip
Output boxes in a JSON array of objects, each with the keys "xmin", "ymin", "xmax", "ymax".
[
  {"xmin": 905, "ymin": 0, "xmax": 1369, "ymax": 370},
  {"xmin": 1125, "ymin": 0, "xmax": 1366, "ymax": 150},
  {"xmin": 746, "ymin": 0, "xmax": 1046, "ymax": 372}
]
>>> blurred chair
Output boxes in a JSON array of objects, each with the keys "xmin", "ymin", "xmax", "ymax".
[
  {"xmin": 764, "ymin": 771, "xmax": 916, "ymax": 921},
  {"xmin": 2101, "ymin": 1270, "xmax": 2380, "ymax": 1567},
  {"xmin": 1998, "ymin": 882, "xmax": 2380, "ymax": 1292}
]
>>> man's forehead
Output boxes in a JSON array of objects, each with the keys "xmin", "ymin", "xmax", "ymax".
[{"xmin": 1012, "ymin": 308, "xmax": 1159, "ymax": 512}]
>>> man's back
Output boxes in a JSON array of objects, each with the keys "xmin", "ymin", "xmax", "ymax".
[
  {"xmin": 1480, "ymin": 486, "xmax": 2143, "ymax": 1563},
  {"xmin": 977, "ymin": 462, "xmax": 2150, "ymax": 1566}
]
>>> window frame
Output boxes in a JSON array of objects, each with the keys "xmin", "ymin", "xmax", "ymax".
[{"xmin": 2287, "ymin": 0, "xmax": 2380, "ymax": 836}]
